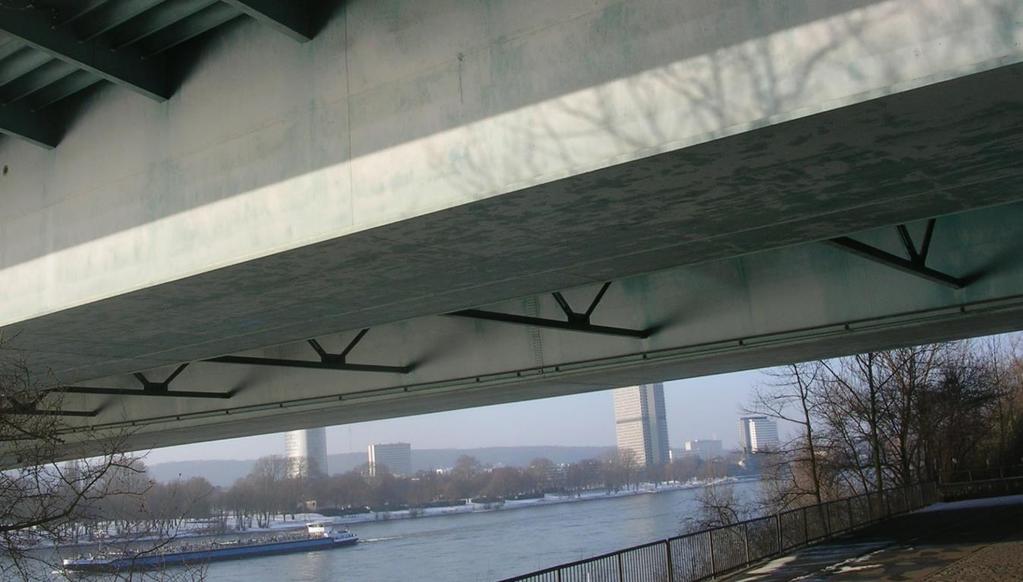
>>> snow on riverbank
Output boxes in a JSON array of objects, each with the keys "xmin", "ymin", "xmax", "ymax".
[
  {"xmin": 56, "ymin": 476, "xmax": 756, "ymax": 549},
  {"xmin": 326, "ymin": 476, "xmax": 749, "ymax": 525}
]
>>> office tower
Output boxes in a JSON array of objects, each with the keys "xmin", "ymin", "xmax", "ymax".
[
  {"xmin": 285, "ymin": 427, "xmax": 328, "ymax": 478},
  {"xmin": 613, "ymin": 383, "xmax": 670, "ymax": 467},
  {"xmin": 738, "ymin": 416, "xmax": 780, "ymax": 454},
  {"xmin": 368, "ymin": 442, "xmax": 413, "ymax": 477}
]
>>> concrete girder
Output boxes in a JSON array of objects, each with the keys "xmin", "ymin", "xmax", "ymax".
[
  {"xmin": 0, "ymin": 99, "xmax": 59, "ymax": 148},
  {"xmin": 1, "ymin": 0, "xmax": 1023, "ymax": 459},
  {"xmin": 222, "ymin": 0, "xmax": 316, "ymax": 42},
  {"xmin": 0, "ymin": 5, "xmax": 171, "ymax": 101},
  {"xmin": 13, "ymin": 200, "xmax": 1023, "ymax": 462},
  {"xmin": 5, "ymin": 57, "xmax": 1023, "ymax": 387}
]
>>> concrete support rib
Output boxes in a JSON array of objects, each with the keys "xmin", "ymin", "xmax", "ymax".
[
  {"xmin": 0, "ymin": 99, "xmax": 59, "ymax": 148},
  {"xmin": 221, "ymin": 0, "xmax": 314, "ymax": 42},
  {"xmin": 0, "ymin": 6, "xmax": 171, "ymax": 101}
]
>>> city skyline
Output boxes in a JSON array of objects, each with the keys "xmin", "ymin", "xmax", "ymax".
[{"xmin": 142, "ymin": 370, "xmax": 764, "ymax": 465}]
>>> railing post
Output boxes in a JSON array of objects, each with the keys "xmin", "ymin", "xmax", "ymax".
[
  {"xmin": 802, "ymin": 506, "xmax": 809, "ymax": 543},
  {"xmin": 665, "ymin": 539, "xmax": 674, "ymax": 582},
  {"xmin": 775, "ymin": 513, "xmax": 783, "ymax": 552},
  {"xmin": 617, "ymin": 551, "xmax": 624, "ymax": 582},
  {"xmin": 847, "ymin": 497, "xmax": 854, "ymax": 530},
  {"xmin": 743, "ymin": 522, "xmax": 751, "ymax": 566},
  {"xmin": 709, "ymin": 529, "xmax": 717, "ymax": 576}
]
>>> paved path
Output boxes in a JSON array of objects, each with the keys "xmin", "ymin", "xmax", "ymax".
[{"xmin": 727, "ymin": 495, "xmax": 1023, "ymax": 581}]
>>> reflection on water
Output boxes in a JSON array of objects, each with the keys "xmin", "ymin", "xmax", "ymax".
[{"xmin": 44, "ymin": 481, "xmax": 759, "ymax": 582}]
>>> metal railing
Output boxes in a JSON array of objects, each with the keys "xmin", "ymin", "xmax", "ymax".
[
  {"xmin": 500, "ymin": 483, "xmax": 939, "ymax": 582},
  {"xmin": 940, "ymin": 475, "xmax": 1023, "ymax": 501},
  {"xmin": 947, "ymin": 464, "xmax": 1023, "ymax": 483}
]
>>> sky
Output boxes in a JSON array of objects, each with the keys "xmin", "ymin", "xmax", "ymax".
[{"xmin": 142, "ymin": 370, "xmax": 764, "ymax": 465}]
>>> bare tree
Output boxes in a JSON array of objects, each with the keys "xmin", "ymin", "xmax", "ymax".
[
  {"xmin": 818, "ymin": 352, "xmax": 896, "ymax": 496},
  {"xmin": 601, "ymin": 449, "xmax": 640, "ymax": 493},
  {"xmin": 0, "ymin": 345, "xmax": 206, "ymax": 581},
  {"xmin": 687, "ymin": 483, "xmax": 743, "ymax": 531},
  {"xmin": 747, "ymin": 362, "xmax": 825, "ymax": 508}
]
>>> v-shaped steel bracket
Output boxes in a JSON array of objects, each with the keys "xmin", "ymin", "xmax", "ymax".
[
  {"xmin": 826, "ymin": 219, "xmax": 966, "ymax": 289},
  {"xmin": 449, "ymin": 282, "xmax": 652, "ymax": 338}
]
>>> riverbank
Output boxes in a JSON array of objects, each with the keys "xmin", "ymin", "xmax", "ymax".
[
  {"xmin": 54, "ymin": 476, "xmax": 759, "ymax": 550},
  {"xmin": 330, "ymin": 476, "xmax": 754, "ymax": 525}
]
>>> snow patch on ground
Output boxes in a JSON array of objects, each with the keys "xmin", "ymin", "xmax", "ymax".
[{"xmin": 916, "ymin": 494, "xmax": 1023, "ymax": 513}]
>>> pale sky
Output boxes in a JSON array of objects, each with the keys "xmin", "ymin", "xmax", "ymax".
[{"xmin": 142, "ymin": 370, "xmax": 764, "ymax": 464}]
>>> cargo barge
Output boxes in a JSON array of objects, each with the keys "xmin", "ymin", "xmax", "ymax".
[{"xmin": 62, "ymin": 524, "xmax": 357, "ymax": 572}]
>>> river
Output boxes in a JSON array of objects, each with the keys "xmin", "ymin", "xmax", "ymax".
[{"xmin": 180, "ymin": 480, "xmax": 760, "ymax": 582}]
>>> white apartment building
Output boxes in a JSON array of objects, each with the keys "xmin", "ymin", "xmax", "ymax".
[
  {"xmin": 738, "ymin": 416, "xmax": 780, "ymax": 454},
  {"xmin": 368, "ymin": 442, "xmax": 413, "ymax": 476}
]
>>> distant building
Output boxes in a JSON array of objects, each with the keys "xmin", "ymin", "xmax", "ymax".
[
  {"xmin": 368, "ymin": 442, "xmax": 413, "ymax": 477},
  {"xmin": 668, "ymin": 448, "xmax": 696, "ymax": 462},
  {"xmin": 684, "ymin": 439, "xmax": 724, "ymax": 459},
  {"xmin": 738, "ymin": 416, "xmax": 780, "ymax": 454},
  {"xmin": 285, "ymin": 428, "xmax": 328, "ymax": 478},
  {"xmin": 613, "ymin": 384, "xmax": 670, "ymax": 467}
]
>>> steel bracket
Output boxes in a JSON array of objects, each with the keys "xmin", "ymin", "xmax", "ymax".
[
  {"xmin": 57, "ymin": 363, "xmax": 235, "ymax": 399},
  {"xmin": 0, "ymin": 394, "xmax": 97, "ymax": 417},
  {"xmin": 449, "ymin": 282, "xmax": 653, "ymax": 339},
  {"xmin": 206, "ymin": 329, "xmax": 413, "ymax": 374},
  {"xmin": 825, "ymin": 219, "xmax": 966, "ymax": 289}
]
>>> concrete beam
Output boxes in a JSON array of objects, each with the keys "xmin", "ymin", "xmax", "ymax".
[
  {"xmin": 2, "ymin": 0, "xmax": 1023, "ymax": 459},
  {"xmin": 14, "ymin": 200, "xmax": 1023, "ymax": 462},
  {"xmin": 0, "ymin": 6, "xmax": 171, "ymax": 101},
  {"xmin": 221, "ymin": 0, "xmax": 315, "ymax": 42},
  {"xmin": 0, "ymin": 100, "xmax": 59, "ymax": 148}
]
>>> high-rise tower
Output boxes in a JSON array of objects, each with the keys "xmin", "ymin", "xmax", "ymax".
[
  {"xmin": 285, "ymin": 427, "xmax": 328, "ymax": 478},
  {"xmin": 613, "ymin": 383, "xmax": 670, "ymax": 467},
  {"xmin": 738, "ymin": 416, "xmax": 780, "ymax": 454}
]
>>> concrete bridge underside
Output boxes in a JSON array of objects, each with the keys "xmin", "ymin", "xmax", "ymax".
[{"xmin": 1, "ymin": 0, "xmax": 1023, "ymax": 459}]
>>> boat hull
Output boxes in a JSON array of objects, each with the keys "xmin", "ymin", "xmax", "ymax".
[{"xmin": 64, "ymin": 536, "xmax": 358, "ymax": 572}]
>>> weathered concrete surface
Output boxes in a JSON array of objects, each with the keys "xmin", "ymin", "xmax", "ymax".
[
  {"xmin": 31, "ymin": 198, "xmax": 1023, "ymax": 456},
  {"xmin": 3, "ymin": 0, "xmax": 1022, "ymax": 377},
  {"xmin": 1, "ymin": 0, "xmax": 1023, "ymax": 456}
]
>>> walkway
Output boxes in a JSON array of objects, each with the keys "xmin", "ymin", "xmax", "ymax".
[{"xmin": 729, "ymin": 495, "xmax": 1023, "ymax": 581}]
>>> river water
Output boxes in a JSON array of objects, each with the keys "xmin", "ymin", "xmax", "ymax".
[{"xmin": 188, "ymin": 481, "xmax": 759, "ymax": 582}]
